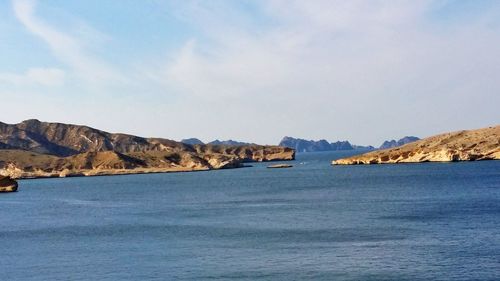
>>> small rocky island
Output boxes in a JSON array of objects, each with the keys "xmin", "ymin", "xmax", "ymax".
[
  {"xmin": 0, "ymin": 176, "xmax": 18, "ymax": 192},
  {"xmin": 0, "ymin": 119, "xmax": 295, "ymax": 179},
  {"xmin": 333, "ymin": 125, "xmax": 499, "ymax": 165}
]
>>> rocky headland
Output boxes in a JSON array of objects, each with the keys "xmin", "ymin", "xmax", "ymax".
[
  {"xmin": 0, "ymin": 119, "xmax": 294, "ymax": 179},
  {"xmin": 333, "ymin": 125, "xmax": 500, "ymax": 165},
  {"xmin": 0, "ymin": 175, "xmax": 18, "ymax": 192}
]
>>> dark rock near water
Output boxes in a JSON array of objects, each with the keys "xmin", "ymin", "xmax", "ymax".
[{"xmin": 0, "ymin": 176, "xmax": 18, "ymax": 192}]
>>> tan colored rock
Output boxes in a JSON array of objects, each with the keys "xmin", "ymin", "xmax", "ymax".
[
  {"xmin": 194, "ymin": 144, "xmax": 295, "ymax": 162},
  {"xmin": 0, "ymin": 120, "xmax": 295, "ymax": 179},
  {"xmin": 333, "ymin": 125, "xmax": 500, "ymax": 165},
  {"xmin": 0, "ymin": 145, "xmax": 293, "ymax": 179}
]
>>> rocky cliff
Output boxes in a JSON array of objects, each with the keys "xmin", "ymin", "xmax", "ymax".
[
  {"xmin": 0, "ymin": 175, "xmax": 17, "ymax": 192},
  {"xmin": 333, "ymin": 125, "xmax": 500, "ymax": 165},
  {"xmin": 0, "ymin": 120, "xmax": 294, "ymax": 179},
  {"xmin": 194, "ymin": 144, "xmax": 295, "ymax": 162}
]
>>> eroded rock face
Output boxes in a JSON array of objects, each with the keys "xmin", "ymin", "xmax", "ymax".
[
  {"xmin": 194, "ymin": 145, "xmax": 295, "ymax": 162},
  {"xmin": 0, "ymin": 120, "xmax": 295, "ymax": 179},
  {"xmin": 0, "ymin": 176, "xmax": 18, "ymax": 192},
  {"xmin": 333, "ymin": 125, "xmax": 500, "ymax": 165}
]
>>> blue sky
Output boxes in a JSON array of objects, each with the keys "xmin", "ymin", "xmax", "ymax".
[{"xmin": 1, "ymin": 0, "xmax": 499, "ymax": 146}]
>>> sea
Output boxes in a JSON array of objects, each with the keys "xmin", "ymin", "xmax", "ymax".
[{"xmin": 1, "ymin": 151, "xmax": 499, "ymax": 281}]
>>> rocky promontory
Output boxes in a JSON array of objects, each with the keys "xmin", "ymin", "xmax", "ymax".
[
  {"xmin": 0, "ymin": 120, "xmax": 294, "ymax": 179},
  {"xmin": 333, "ymin": 125, "xmax": 500, "ymax": 165},
  {"xmin": 0, "ymin": 176, "xmax": 18, "ymax": 192}
]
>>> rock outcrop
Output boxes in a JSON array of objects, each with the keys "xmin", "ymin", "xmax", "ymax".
[
  {"xmin": 193, "ymin": 144, "xmax": 295, "ymax": 162},
  {"xmin": 0, "ymin": 120, "xmax": 294, "ymax": 179},
  {"xmin": 0, "ymin": 176, "xmax": 18, "ymax": 192},
  {"xmin": 333, "ymin": 125, "xmax": 500, "ymax": 165}
]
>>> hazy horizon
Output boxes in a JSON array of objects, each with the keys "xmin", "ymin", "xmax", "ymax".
[{"xmin": 1, "ymin": 0, "xmax": 499, "ymax": 145}]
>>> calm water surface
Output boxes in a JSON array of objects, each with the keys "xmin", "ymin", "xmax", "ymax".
[{"xmin": 1, "ymin": 151, "xmax": 499, "ymax": 280}]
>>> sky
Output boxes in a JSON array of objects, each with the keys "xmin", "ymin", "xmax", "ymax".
[{"xmin": 1, "ymin": 0, "xmax": 499, "ymax": 146}]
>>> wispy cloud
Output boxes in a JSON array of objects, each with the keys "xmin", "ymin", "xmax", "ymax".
[
  {"xmin": 0, "ymin": 67, "xmax": 65, "ymax": 86},
  {"xmin": 2, "ymin": 0, "xmax": 499, "ymax": 144},
  {"xmin": 158, "ymin": 0, "xmax": 500, "ymax": 143},
  {"xmin": 12, "ymin": 0, "xmax": 123, "ymax": 85}
]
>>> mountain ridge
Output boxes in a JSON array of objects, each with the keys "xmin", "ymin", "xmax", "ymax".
[
  {"xmin": 379, "ymin": 136, "xmax": 420, "ymax": 149},
  {"xmin": 279, "ymin": 136, "xmax": 374, "ymax": 152},
  {"xmin": 0, "ymin": 120, "xmax": 294, "ymax": 179}
]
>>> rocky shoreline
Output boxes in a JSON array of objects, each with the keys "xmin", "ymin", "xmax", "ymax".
[
  {"xmin": 0, "ymin": 120, "xmax": 295, "ymax": 180},
  {"xmin": 0, "ymin": 176, "xmax": 18, "ymax": 192},
  {"xmin": 0, "ymin": 148, "xmax": 294, "ymax": 180},
  {"xmin": 333, "ymin": 125, "xmax": 499, "ymax": 165}
]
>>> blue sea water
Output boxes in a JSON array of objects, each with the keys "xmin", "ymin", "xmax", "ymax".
[{"xmin": 0, "ymin": 151, "xmax": 499, "ymax": 281}]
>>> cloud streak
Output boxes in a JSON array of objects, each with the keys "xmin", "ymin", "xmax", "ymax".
[
  {"xmin": 0, "ymin": 67, "xmax": 65, "ymax": 86},
  {"xmin": 12, "ymin": 0, "xmax": 123, "ymax": 85},
  {"xmin": 3, "ymin": 0, "xmax": 500, "ymax": 144},
  {"xmin": 158, "ymin": 0, "xmax": 500, "ymax": 143}
]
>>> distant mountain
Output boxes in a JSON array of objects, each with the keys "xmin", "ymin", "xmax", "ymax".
[
  {"xmin": 331, "ymin": 141, "xmax": 355, "ymax": 150},
  {"xmin": 181, "ymin": 138, "xmax": 254, "ymax": 146},
  {"xmin": 181, "ymin": 138, "xmax": 204, "ymax": 145},
  {"xmin": 208, "ymin": 139, "xmax": 251, "ymax": 146},
  {"xmin": 379, "ymin": 136, "xmax": 420, "ymax": 149},
  {"xmin": 279, "ymin": 136, "xmax": 368, "ymax": 152},
  {"xmin": 352, "ymin": 144, "xmax": 375, "ymax": 150}
]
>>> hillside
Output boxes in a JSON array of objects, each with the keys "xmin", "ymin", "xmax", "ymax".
[
  {"xmin": 333, "ymin": 125, "xmax": 500, "ymax": 165},
  {"xmin": 0, "ymin": 120, "xmax": 294, "ymax": 179}
]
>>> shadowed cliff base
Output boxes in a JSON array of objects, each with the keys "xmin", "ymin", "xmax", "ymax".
[{"xmin": 0, "ymin": 175, "xmax": 17, "ymax": 192}]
